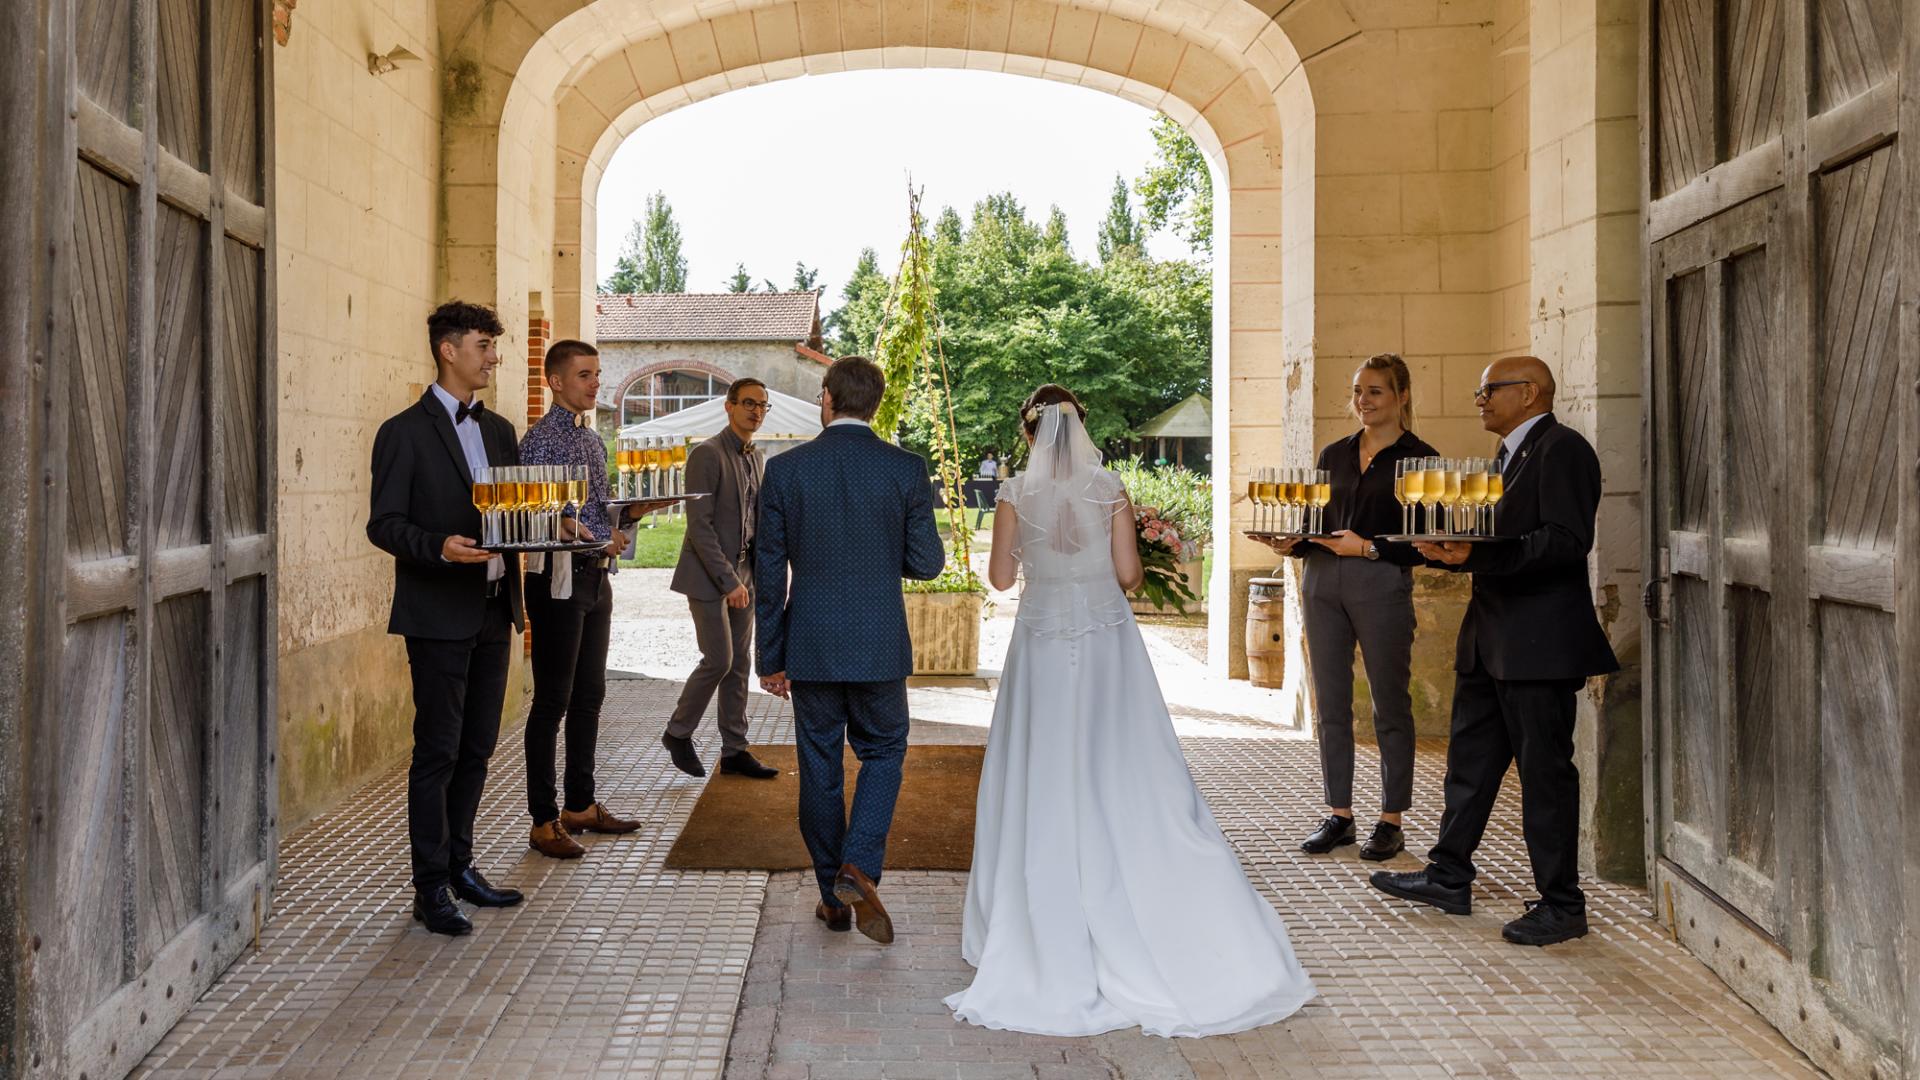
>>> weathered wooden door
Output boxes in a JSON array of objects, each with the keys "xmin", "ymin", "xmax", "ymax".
[
  {"xmin": 2, "ymin": 0, "xmax": 278, "ymax": 1075},
  {"xmin": 1643, "ymin": 0, "xmax": 1916, "ymax": 1075}
]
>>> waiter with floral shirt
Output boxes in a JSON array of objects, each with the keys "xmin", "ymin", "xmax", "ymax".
[{"xmin": 518, "ymin": 339, "xmax": 643, "ymax": 858}]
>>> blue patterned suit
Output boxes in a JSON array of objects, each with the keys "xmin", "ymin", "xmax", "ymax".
[{"xmin": 755, "ymin": 422, "xmax": 946, "ymax": 905}]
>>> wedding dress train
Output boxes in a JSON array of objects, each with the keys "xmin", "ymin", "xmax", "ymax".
[{"xmin": 944, "ymin": 406, "xmax": 1315, "ymax": 1038}]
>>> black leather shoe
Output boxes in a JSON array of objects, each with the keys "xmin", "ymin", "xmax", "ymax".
[
  {"xmin": 1370, "ymin": 870, "xmax": 1472, "ymax": 915},
  {"xmin": 1358, "ymin": 821, "xmax": 1405, "ymax": 861},
  {"xmin": 1299, "ymin": 814, "xmax": 1357, "ymax": 854},
  {"xmin": 1502, "ymin": 901, "xmax": 1588, "ymax": 946},
  {"xmin": 452, "ymin": 866, "xmax": 524, "ymax": 908},
  {"xmin": 720, "ymin": 749, "xmax": 780, "ymax": 779},
  {"xmin": 662, "ymin": 733, "xmax": 706, "ymax": 777},
  {"xmin": 413, "ymin": 885, "xmax": 473, "ymax": 936}
]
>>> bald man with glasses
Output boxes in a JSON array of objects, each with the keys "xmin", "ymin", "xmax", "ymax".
[
  {"xmin": 1371, "ymin": 355, "xmax": 1619, "ymax": 948},
  {"xmin": 664, "ymin": 377, "xmax": 781, "ymax": 779}
]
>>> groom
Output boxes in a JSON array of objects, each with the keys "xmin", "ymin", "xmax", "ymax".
[{"xmin": 755, "ymin": 356, "xmax": 946, "ymax": 944}]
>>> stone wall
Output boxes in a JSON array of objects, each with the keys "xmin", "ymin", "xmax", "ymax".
[
  {"xmin": 271, "ymin": 0, "xmax": 516, "ymax": 828},
  {"xmin": 597, "ymin": 339, "xmax": 827, "ymax": 415}
]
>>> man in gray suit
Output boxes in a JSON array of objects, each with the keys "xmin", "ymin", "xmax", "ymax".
[{"xmin": 664, "ymin": 377, "xmax": 780, "ymax": 779}]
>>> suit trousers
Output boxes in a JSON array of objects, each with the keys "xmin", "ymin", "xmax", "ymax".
[
  {"xmin": 1303, "ymin": 556, "xmax": 1417, "ymax": 812},
  {"xmin": 524, "ymin": 564, "xmax": 613, "ymax": 823},
  {"xmin": 790, "ymin": 680, "xmax": 910, "ymax": 905},
  {"xmin": 668, "ymin": 559, "xmax": 754, "ymax": 755},
  {"xmin": 403, "ymin": 592, "xmax": 513, "ymax": 891},
  {"xmin": 1426, "ymin": 662, "xmax": 1586, "ymax": 912}
]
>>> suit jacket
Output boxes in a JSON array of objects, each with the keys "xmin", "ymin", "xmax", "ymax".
[
  {"xmin": 754, "ymin": 424, "xmax": 946, "ymax": 682},
  {"xmin": 1442, "ymin": 413, "xmax": 1619, "ymax": 681},
  {"xmin": 366, "ymin": 390, "xmax": 525, "ymax": 640},
  {"xmin": 671, "ymin": 428, "xmax": 764, "ymax": 601}
]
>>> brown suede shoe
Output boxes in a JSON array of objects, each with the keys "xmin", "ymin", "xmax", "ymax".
[
  {"xmin": 530, "ymin": 819, "xmax": 585, "ymax": 859},
  {"xmin": 831, "ymin": 864, "xmax": 894, "ymax": 945},
  {"xmin": 561, "ymin": 802, "xmax": 641, "ymax": 834},
  {"xmin": 815, "ymin": 901, "xmax": 851, "ymax": 932}
]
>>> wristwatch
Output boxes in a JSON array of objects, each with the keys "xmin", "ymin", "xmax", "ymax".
[{"xmin": 1363, "ymin": 541, "xmax": 1380, "ymax": 561}]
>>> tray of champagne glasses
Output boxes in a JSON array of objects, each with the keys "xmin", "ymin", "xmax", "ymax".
[
  {"xmin": 1378, "ymin": 533, "xmax": 1511, "ymax": 545},
  {"xmin": 605, "ymin": 493, "xmax": 708, "ymax": 513},
  {"xmin": 1244, "ymin": 530, "xmax": 1337, "ymax": 543},
  {"xmin": 478, "ymin": 538, "xmax": 610, "ymax": 555}
]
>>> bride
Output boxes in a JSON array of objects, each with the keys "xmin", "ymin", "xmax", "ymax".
[{"xmin": 944, "ymin": 385, "xmax": 1316, "ymax": 1038}]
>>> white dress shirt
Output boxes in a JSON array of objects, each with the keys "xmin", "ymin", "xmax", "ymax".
[
  {"xmin": 429, "ymin": 382, "xmax": 504, "ymax": 581},
  {"xmin": 1500, "ymin": 412, "xmax": 1550, "ymax": 468},
  {"xmin": 827, "ymin": 418, "xmax": 872, "ymax": 429}
]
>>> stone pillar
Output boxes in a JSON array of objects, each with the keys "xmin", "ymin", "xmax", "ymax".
[{"xmin": 1528, "ymin": 0, "xmax": 1644, "ymax": 882}]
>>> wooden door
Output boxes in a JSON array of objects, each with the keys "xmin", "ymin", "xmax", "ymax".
[
  {"xmin": 1643, "ymin": 0, "xmax": 1917, "ymax": 1073},
  {"xmin": 3, "ymin": 0, "xmax": 279, "ymax": 1075}
]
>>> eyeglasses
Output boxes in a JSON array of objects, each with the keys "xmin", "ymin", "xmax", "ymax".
[
  {"xmin": 733, "ymin": 399, "xmax": 772, "ymax": 413},
  {"xmin": 1472, "ymin": 379, "xmax": 1532, "ymax": 403}
]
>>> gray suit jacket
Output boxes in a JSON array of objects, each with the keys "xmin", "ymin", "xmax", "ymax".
[{"xmin": 671, "ymin": 428, "xmax": 763, "ymax": 601}]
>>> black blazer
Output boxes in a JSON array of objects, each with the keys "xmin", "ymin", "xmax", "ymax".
[
  {"xmin": 367, "ymin": 390, "xmax": 525, "ymax": 640},
  {"xmin": 1444, "ymin": 413, "xmax": 1619, "ymax": 681}
]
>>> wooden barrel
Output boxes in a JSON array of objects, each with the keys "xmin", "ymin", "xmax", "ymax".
[{"xmin": 1246, "ymin": 577, "xmax": 1287, "ymax": 689}]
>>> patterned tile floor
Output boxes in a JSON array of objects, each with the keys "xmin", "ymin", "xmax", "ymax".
[{"xmin": 134, "ymin": 669, "xmax": 1820, "ymax": 1079}]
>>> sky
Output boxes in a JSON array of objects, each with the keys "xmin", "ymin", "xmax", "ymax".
[{"xmin": 594, "ymin": 69, "xmax": 1196, "ymax": 306}]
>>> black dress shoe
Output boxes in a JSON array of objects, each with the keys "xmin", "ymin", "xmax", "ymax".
[
  {"xmin": 662, "ymin": 733, "xmax": 707, "ymax": 777},
  {"xmin": 1299, "ymin": 814, "xmax": 1357, "ymax": 854},
  {"xmin": 452, "ymin": 866, "xmax": 524, "ymax": 908},
  {"xmin": 1369, "ymin": 869, "xmax": 1471, "ymax": 915},
  {"xmin": 720, "ymin": 749, "xmax": 780, "ymax": 779},
  {"xmin": 413, "ymin": 885, "xmax": 473, "ymax": 936},
  {"xmin": 1502, "ymin": 901, "xmax": 1588, "ymax": 946},
  {"xmin": 1358, "ymin": 821, "xmax": 1405, "ymax": 861}
]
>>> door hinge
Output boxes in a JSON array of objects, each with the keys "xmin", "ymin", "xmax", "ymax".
[{"xmin": 1644, "ymin": 547, "xmax": 1671, "ymax": 626}]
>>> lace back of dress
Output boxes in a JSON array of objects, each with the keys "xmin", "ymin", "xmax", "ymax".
[{"xmin": 1002, "ymin": 404, "xmax": 1133, "ymax": 636}]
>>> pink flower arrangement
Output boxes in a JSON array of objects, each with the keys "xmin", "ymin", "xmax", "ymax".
[{"xmin": 1132, "ymin": 506, "xmax": 1200, "ymax": 613}]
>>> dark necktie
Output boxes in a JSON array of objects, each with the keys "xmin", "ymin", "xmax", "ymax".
[
  {"xmin": 1494, "ymin": 443, "xmax": 1509, "ymax": 474},
  {"xmin": 456, "ymin": 399, "xmax": 484, "ymax": 423}
]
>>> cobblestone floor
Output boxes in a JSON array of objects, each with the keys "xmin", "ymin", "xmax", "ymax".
[{"xmin": 133, "ymin": 573, "xmax": 1818, "ymax": 1079}]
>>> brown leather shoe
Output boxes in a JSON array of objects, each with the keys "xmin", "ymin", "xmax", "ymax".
[
  {"xmin": 831, "ymin": 864, "xmax": 894, "ymax": 945},
  {"xmin": 560, "ymin": 802, "xmax": 641, "ymax": 834},
  {"xmin": 815, "ymin": 901, "xmax": 851, "ymax": 932},
  {"xmin": 530, "ymin": 819, "xmax": 585, "ymax": 859}
]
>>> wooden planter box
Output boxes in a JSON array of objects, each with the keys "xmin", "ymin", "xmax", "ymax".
[
  {"xmin": 904, "ymin": 591, "xmax": 984, "ymax": 675},
  {"xmin": 1129, "ymin": 558, "xmax": 1206, "ymax": 615}
]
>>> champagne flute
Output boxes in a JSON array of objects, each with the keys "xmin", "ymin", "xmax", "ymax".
[
  {"xmin": 1416, "ymin": 457, "xmax": 1443, "ymax": 536},
  {"xmin": 1246, "ymin": 470, "xmax": 1264, "ymax": 533},
  {"xmin": 1484, "ymin": 457, "xmax": 1505, "ymax": 534},
  {"xmin": 615, "ymin": 438, "xmax": 632, "ymax": 501},
  {"xmin": 472, "ymin": 466, "xmax": 495, "ymax": 548},
  {"xmin": 1310, "ymin": 469, "xmax": 1331, "ymax": 535},
  {"xmin": 1460, "ymin": 458, "xmax": 1489, "ymax": 536},
  {"xmin": 1443, "ymin": 458, "xmax": 1464, "ymax": 535},
  {"xmin": 1256, "ymin": 467, "xmax": 1277, "ymax": 533},
  {"xmin": 1405, "ymin": 455, "xmax": 1420, "ymax": 534}
]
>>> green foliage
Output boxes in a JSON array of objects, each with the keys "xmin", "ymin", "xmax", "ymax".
[
  {"xmin": 1111, "ymin": 460, "xmax": 1212, "ymax": 549},
  {"xmin": 604, "ymin": 192, "xmax": 688, "ymax": 294},
  {"xmin": 1134, "ymin": 114, "xmax": 1213, "ymax": 256},
  {"xmin": 1097, "ymin": 174, "xmax": 1145, "ymax": 264},
  {"xmin": 792, "ymin": 262, "xmax": 821, "ymax": 291},
  {"xmin": 725, "ymin": 263, "xmax": 754, "ymax": 292},
  {"xmin": 902, "ymin": 564, "xmax": 989, "ymax": 594},
  {"xmin": 824, "ymin": 247, "xmax": 889, "ymax": 357},
  {"xmin": 617, "ymin": 516, "xmax": 688, "ymax": 568}
]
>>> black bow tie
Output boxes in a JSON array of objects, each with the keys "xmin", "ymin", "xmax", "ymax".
[{"xmin": 456, "ymin": 399, "xmax": 484, "ymax": 423}]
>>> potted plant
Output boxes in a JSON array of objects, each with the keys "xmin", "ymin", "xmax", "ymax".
[{"xmin": 874, "ymin": 185, "xmax": 988, "ymax": 676}]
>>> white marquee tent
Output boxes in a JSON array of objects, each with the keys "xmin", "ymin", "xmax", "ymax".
[{"xmin": 615, "ymin": 385, "xmax": 822, "ymax": 456}]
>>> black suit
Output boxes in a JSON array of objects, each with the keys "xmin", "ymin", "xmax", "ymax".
[
  {"xmin": 1425, "ymin": 413, "xmax": 1619, "ymax": 913},
  {"xmin": 367, "ymin": 390, "xmax": 525, "ymax": 892}
]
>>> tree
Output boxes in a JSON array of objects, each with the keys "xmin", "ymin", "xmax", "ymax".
[
  {"xmin": 1041, "ymin": 205, "xmax": 1071, "ymax": 252},
  {"xmin": 1134, "ymin": 114, "xmax": 1213, "ymax": 255},
  {"xmin": 792, "ymin": 262, "xmax": 821, "ymax": 292},
  {"xmin": 823, "ymin": 247, "xmax": 889, "ymax": 356},
  {"xmin": 625, "ymin": 191, "xmax": 688, "ymax": 292},
  {"xmin": 1097, "ymin": 174, "xmax": 1145, "ymax": 264},
  {"xmin": 725, "ymin": 263, "xmax": 754, "ymax": 293}
]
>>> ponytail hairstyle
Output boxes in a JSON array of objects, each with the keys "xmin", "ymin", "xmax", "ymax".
[
  {"xmin": 1019, "ymin": 384, "xmax": 1087, "ymax": 437},
  {"xmin": 1352, "ymin": 352, "xmax": 1415, "ymax": 431}
]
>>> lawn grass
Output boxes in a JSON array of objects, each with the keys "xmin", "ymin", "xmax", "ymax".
[{"xmin": 619, "ymin": 515, "xmax": 688, "ymax": 569}]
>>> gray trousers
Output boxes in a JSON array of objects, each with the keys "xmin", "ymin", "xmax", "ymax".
[
  {"xmin": 668, "ymin": 565, "xmax": 754, "ymax": 754},
  {"xmin": 1303, "ymin": 555, "xmax": 1417, "ymax": 813}
]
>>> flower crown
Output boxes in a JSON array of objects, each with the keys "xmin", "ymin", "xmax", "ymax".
[{"xmin": 1024, "ymin": 401, "xmax": 1075, "ymax": 424}]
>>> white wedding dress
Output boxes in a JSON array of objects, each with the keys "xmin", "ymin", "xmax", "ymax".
[{"xmin": 944, "ymin": 405, "xmax": 1316, "ymax": 1039}]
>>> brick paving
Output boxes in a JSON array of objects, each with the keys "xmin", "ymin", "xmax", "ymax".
[{"xmin": 134, "ymin": 620, "xmax": 1819, "ymax": 1079}]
